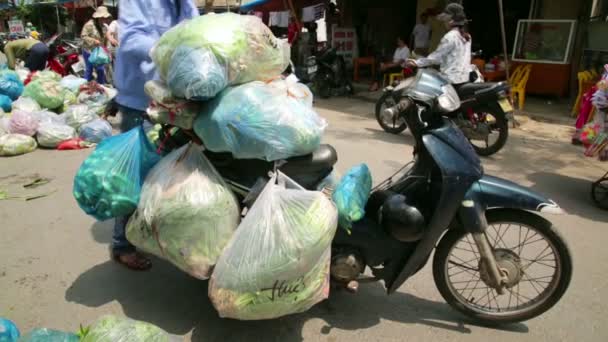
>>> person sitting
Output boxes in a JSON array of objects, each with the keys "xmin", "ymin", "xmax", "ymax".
[
  {"xmin": 369, "ymin": 35, "xmax": 410, "ymax": 91},
  {"xmin": 4, "ymin": 38, "xmax": 49, "ymax": 71}
]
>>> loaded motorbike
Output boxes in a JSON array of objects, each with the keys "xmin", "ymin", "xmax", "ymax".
[
  {"xmin": 313, "ymin": 47, "xmax": 354, "ymax": 99},
  {"xmin": 376, "ymin": 66, "xmax": 512, "ymax": 156},
  {"xmin": 46, "ymin": 35, "xmax": 83, "ymax": 77},
  {"xmin": 159, "ymin": 69, "xmax": 571, "ymax": 325}
]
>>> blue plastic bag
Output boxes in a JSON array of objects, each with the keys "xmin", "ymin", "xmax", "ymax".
[
  {"xmin": 59, "ymin": 75, "xmax": 88, "ymax": 93},
  {"xmin": 332, "ymin": 164, "xmax": 372, "ymax": 229},
  {"xmin": 0, "ymin": 94, "xmax": 11, "ymax": 112},
  {"xmin": 17, "ymin": 329, "xmax": 78, "ymax": 342},
  {"xmin": 79, "ymin": 119, "xmax": 112, "ymax": 143},
  {"xmin": 73, "ymin": 126, "xmax": 161, "ymax": 221},
  {"xmin": 167, "ymin": 46, "xmax": 228, "ymax": 101},
  {"xmin": 0, "ymin": 70, "xmax": 24, "ymax": 100},
  {"xmin": 88, "ymin": 47, "xmax": 111, "ymax": 66},
  {"xmin": 0, "ymin": 318, "xmax": 20, "ymax": 342}
]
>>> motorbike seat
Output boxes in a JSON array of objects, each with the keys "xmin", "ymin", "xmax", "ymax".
[
  {"xmin": 281, "ymin": 144, "xmax": 338, "ymax": 175},
  {"xmin": 456, "ymin": 82, "xmax": 503, "ymax": 100}
]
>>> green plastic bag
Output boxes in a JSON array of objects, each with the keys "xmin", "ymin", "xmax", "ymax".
[
  {"xmin": 31, "ymin": 70, "xmax": 62, "ymax": 82},
  {"xmin": 23, "ymin": 79, "xmax": 65, "ymax": 109},
  {"xmin": 81, "ymin": 315, "xmax": 170, "ymax": 342}
]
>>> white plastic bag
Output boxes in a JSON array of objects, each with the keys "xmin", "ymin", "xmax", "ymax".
[
  {"xmin": 60, "ymin": 75, "xmax": 88, "ymax": 93},
  {"xmin": 144, "ymin": 80, "xmax": 201, "ymax": 129},
  {"xmin": 37, "ymin": 121, "xmax": 77, "ymax": 148},
  {"xmin": 0, "ymin": 133, "xmax": 37, "ymax": 156},
  {"xmin": 127, "ymin": 144, "xmax": 240, "ymax": 279},
  {"xmin": 268, "ymin": 78, "xmax": 314, "ymax": 108},
  {"xmin": 64, "ymin": 104, "xmax": 98, "ymax": 130},
  {"xmin": 209, "ymin": 172, "xmax": 337, "ymax": 320},
  {"xmin": 12, "ymin": 97, "xmax": 41, "ymax": 113},
  {"xmin": 31, "ymin": 110, "xmax": 65, "ymax": 124}
]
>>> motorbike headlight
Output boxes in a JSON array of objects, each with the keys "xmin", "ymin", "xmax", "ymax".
[{"xmin": 437, "ymin": 85, "xmax": 461, "ymax": 113}]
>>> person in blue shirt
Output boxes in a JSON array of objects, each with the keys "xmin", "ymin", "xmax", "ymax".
[{"xmin": 112, "ymin": 0, "xmax": 199, "ymax": 270}]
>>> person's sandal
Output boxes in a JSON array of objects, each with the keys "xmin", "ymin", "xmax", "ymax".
[{"xmin": 111, "ymin": 250, "xmax": 152, "ymax": 271}]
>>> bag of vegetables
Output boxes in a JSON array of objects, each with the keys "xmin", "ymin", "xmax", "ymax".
[
  {"xmin": 144, "ymin": 80, "xmax": 201, "ymax": 130},
  {"xmin": 209, "ymin": 172, "xmax": 337, "ymax": 320},
  {"xmin": 73, "ymin": 126, "xmax": 161, "ymax": 220},
  {"xmin": 126, "ymin": 143, "xmax": 239, "ymax": 279},
  {"xmin": 31, "ymin": 70, "xmax": 62, "ymax": 82},
  {"xmin": 37, "ymin": 121, "xmax": 77, "ymax": 148},
  {"xmin": 64, "ymin": 104, "xmax": 98, "ymax": 131},
  {"xmin": 17, "ymin": 328, "xmax": 79, "ymax": 342},
  {"xmin": 0, "ymin": 134, "xmax": 37, "ymax": 156},
  {"xmin": 12, "ymin": 97, "xmax": 41, "ymax": 113},
  {"xmin": 23, "ymin": 79, "xmax": 65, "ymax": 109},
  {"xmin": 194, "ymin": 81, "xmax": 327, "ymax": 161},
  {"xmin": 0, "ymin": 69, "xmax": 24, "ymax": 100},
  {"xmin": 60, "ymin": 75, "xmax": 88, "ymax": 93},
  {"xmin": 79, "ymin": 119, "xmax": 112, "ymax": 143},
  {"xmin": 8, "ymin": 110, "xmax": 38, "ymax": 136},
  {"xmin": 332, "ymin": 164, "xmax": 372, "ymax": 229},
  {"xmin": 81, "ymin": 315, "xmax": 172, "ymax": 342},
  {"xmin": 0, "ymin": 94, "xmax": 12, "ymax": 112},
  {"xmin": 268, "ymin": 77, "xmax": 314, "ymax": 108},
  {"xmin": 78, "ymin": 82, "xmax": 109, "ymax": 115}
]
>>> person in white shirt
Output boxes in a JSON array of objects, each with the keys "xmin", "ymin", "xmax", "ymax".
[
  {"xmin": 370, "ymin": 35, "xmax": 410, "ymax": 91},
  {"xmin": 105, "ymin": 19, "xmax": 119, "ymax": 48},
  {"xmin": 411, "ymin": 13, "xmax": 432, "ymax": 56}
]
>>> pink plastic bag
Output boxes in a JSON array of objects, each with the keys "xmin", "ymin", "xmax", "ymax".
[{"xmin": 9, "ymin": 110, "xmax": 39, "ymax": 136}]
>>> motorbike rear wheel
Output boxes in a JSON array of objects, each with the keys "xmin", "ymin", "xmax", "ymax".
[
  {"xmin": 466, "ymin": 110, "xmax": 509, "ymax": 156},
  {"xmin": 433, "ymin": 209, "xmax": 572, "ymax": 325},
  {"xmin": 375, "ymin": 92, "xmax": 407, "ymax": 134}
]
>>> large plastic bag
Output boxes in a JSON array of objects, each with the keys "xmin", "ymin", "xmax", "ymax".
[
  {"xmin": 12, "ymin": 97, "xmax": 40, "ymax": 112},
  {"xmin": 31, "ymin": 110, "xmax": 65, "ymax": 125},
  {"xmin": 332, "ymin": 164, "xmax": 372, "ymax": 229},
  {"xmin": 126, "ymin": 144, "xmax": 240, "ymax": 279},
  {"xmin": 144, "ymin": 80, "xmax": 174, "ymax": 104},
  {"xmin": 194, "ymin": 81, "xmax": 326, "ymax": 161},
  {"xmin": 37, "ymin": 121, "xmax": 77, "ymax": 148},
  {"xmin": 0, "ymin": 317, "xmax": 20, "ymax": 342},
  {"xmin": 73, "ymin": 126, "xmax": 161, "ymax": 220},
  {"xmin": 144, "ymin": 80, "xmax": 200, "ymax": 129},
  {"xmin": 64, "ymin": 104, "xmax": 98, "ymax": 130},
  {"xmin": 79, "ymin": 119, "xmax": 112, "ymax": 143},
  {"xmin": 209, "ymin": 172, "xmax": 337, "ymax": 320},
  {"xmin": 166, "ymin": 46, "xmax": 228, "ymax": 100},
  {"xmin": 268, "ymin": 78, "xmax": 314, "ymax": 108},
  {"xmin": 0, "ymin": 94, "xmax": 12, "ymax": 112},
  {"xmin": 81, "ymin": 315, "xmax": 171, "ymax": 342},
  {"xmin": 15, "ymin": 66, "xmax": 30, "ymax": 83},
  {"xmin": 0, "ymin": 134, "xmax": 37, "ymax": 156},
  {"xmin": 17, "ymin": 328, "xmax": 79, "ymax": 342},
  {"xmin": 9, "ymin": 110, "xmax": 38, "ymax": 136},
  {"xmin": 0, "ymin": 69, "xmax": 24, "ymax": 100},
  {"xmin": 60, "ymin": 75, "xmax": 88, "ymax": 93},
  {"xmin": 23, "ymin": 79, "xmax": 65, "ymax": 109},
  {"xmin": 152, "ymin": 13, "xmax": 289, "ymax": 88},
  {"xmin": 31, "ymin": 70, "xmax": 62, "ymax": 82},
  {"xmin": 88, "ymin": 47, "xmax": 111, "ymax": 66},
  {"xmin": 78, "ymin": 83, "xmax": 109, "ymax": 115}
]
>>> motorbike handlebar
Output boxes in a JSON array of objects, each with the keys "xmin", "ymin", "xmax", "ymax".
[{"xmin": 384, "ymin": 98, "xmax": 430, "ymax": 129}]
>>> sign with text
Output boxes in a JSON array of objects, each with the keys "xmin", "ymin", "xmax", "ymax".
[
  {"xmin": 8, "ymin": 20, "xmax": 24, "ymax": 34},
  {"xmin": 331, "ymin": 26, "xmax": 358, "ymax": 66}
]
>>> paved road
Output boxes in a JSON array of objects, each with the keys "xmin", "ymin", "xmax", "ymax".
[{"xmin": 1, "ymin": 97, "xmax": 607, "ymax": 341}]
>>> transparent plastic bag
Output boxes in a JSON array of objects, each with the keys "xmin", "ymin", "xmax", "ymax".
[
  {"xmin": 64, "ymin": 104, "xmax": 98, "ymax": 130},
  {"xmin": 31, "ymin": 110, "xmax": 65, "ymax": 125},
  {"xmin": 144, "ymin": 80, "xmax": 201, "ymax": 129},
  {"xmin": 0, "ymin": 317, "xmax": 20, "ymax": 342},
  {"xmin": 268, "ymin": 78, "xmax": 314, "ymax": 108},
  {"xmin": 209, "ymin": 172, "xmax": 337, "ymax": 320},
  {"xmin": 81, "ymin": 315, "xmax": 171, "ymax": 342},
  {"xmin": 144, "ymin": 80, "xmax": 175, "ymax": 104},
  {"xmin": 15, "ymin": 66, "xmax": 30, "ymax": 83},
  {"xmin": 126, "ymin": 144, "xmax": 240, "ymax": 279},
  {"xmin": 316, "ymin": 169, "xmax": 341, "ymax": 192},
  {"xmin": 194, "ymin": 81, "xmax": 326, "ymax": 161},
  {"xmin": 332, "ymin": 164, "xmax": 372, "ymax": 229},
  {"xmin": 0, "ymin": 94, "xmax": 11, "ymax": 112},
  {"xmin": 31, "ymin": 70, "xmax": 62, "ymax": 82},
  {"xmin": 88, "ymin": 47, "xmax": 111, "ymax": 66},
  {"xmin": 0, "ymin": 69, "xmax": 24, "ymax": 100},
  {"xmin": 12, "ymin": 97, "xmax": 41, "ymax": 113},
  {"xmin": 167, "ymin": 46, "xmax": 228, "ymax": 100},
  {"xmin": 0, "ymin": 134, "xmax": 37, "ymax": 156},
  {"xmin": 23, "ymin": 79, "xmax": 65, "ymax": 109},
  {"xmin": 152, "ymin": 13, "xmax": 289, "ymax": 87},
  {"xmin": 37, "ymin": 121, "xmax": 77, "ymax": 148},
  {"xmin": 60, "ymin": 75, "xmax": 88, "ymax": 93},
  {"xmin": 9, "ymin": 110, "xmax": 38, "ymax": 136},
  {"xmin": 73, "ymin": 126, "xmax": 161, "ymax": 220},
  {"xmin": 78, "ymin": 84, "xmax": 109, "ymax": 115},
  {"xmin": 79, "ymin": 119, "xmax": 112, "ymax": 143},
  {"xmin": 17, "ymin": 328, "xmax": 79, "ymax": 342}
]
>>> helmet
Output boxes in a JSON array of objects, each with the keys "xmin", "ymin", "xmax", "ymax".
[
  {"xmin": 30, "ymin": 31, "xmax": 39, "ymax": 40},
  {"xmin": 381, "ymin": 194, "xmax": 425, "ymax": 242}
]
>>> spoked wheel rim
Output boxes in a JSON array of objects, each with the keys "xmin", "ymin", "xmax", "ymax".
[
  {"xmin": 592, "ymin": 179, "xmax": 608, "ymax": 209},
  {"xmin": 467, "ymin": 113, "xmax": 502, "ymax": 150},
  {"xmin": 378, "ymin": 97, "xmax": 406, "ymax": 130},
  {"xmin": 444, "ymin": 222, "xmax": 562, "ymax": 316}
]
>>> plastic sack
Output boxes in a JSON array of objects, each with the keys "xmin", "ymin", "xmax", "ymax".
[
  {"xmin": 9, "ymin": 110, "xmax": 38, "ymax": 136},
  {"xmin": 167, "ymin": 46, "xmax": 228, "ymax": 100},
  {"xmin": 144, "ymin": 80, "xmax": 175, "ymax": 104},
  {"xmin": 81, "ymin": 315, "xmax": 171, "ymax": 342},
  {"xmin": 144, "ymin": 80, "xmax": 201, "ymax": 129},
  {"xmin": 88, "ymin": 47, "xmax": 111, "ymax": 66},
  {"xmin": 79, "ymin": 119, "xmax": 112, "ymax": 143},
  {"xmin": 31, "ymin": 70, "xmax": 62, "ymax": 82},
  {"xmin": 60, "ymin": 75, "xmax": 88, "ymax": 93},
  {"xmin": 0, "ymin": 94, "xmax": 11, "ymax": 112},
  {"xmin": 332, "ymin": 164, "xmax": 372, "ymax": 229},
  {"xmin": 152, "ymin": 13, "xmax": 289, "ymax": 86},
  {"xmin": 209, "ymin": 172, "xmax": 337, "ymax": 320},
  {"xmin": 126, "ymin": 144, "xmax": 240, "ymax": 279},
  {"xmin": 63, "ymin": 89, "xmax": 78, "ymax": 106},
  {"xmin": 23, "ymin": 79, "xmax": 65, "ymax": 109},
  {"xmin": 64, "ymin": 104, "xmax": 98, "ymax": 130},
  {"xmin": 57, "ymin": 138, "xmax": 94, "ymax": 150},
  {"xmin": 316, "ymin": 169, "xmax": 341, "ymax": 192},
  {"xmin": 0, "ymin": 69, "xmax": 24, "ymax": 100},
  {"xmin": 12, "ymin": 97, "xmax": 41, "ymax": 113},
  {"xmin": 194, "ymin": 81, "xmax": 326, "ymax": 161},
  {"xmin": 31, "ymin": 110, "xmax": 65, "ymax": 125},
  {"xmin": 78, "ymin": 83, "xmax": 109, "ymax": 115},
  {"xmin": 0, "ymin": 134, "xmax": 37, "ymax": 156},
  {"xmin": 0, "ymin": 317, "xmax": 20, "ymax": 342},
  {"xmin": 73, "ymin": 126, "xmax": 161, "ymax": 220},
  {"xmin": 15, "ymin": 66, "xmax": 30, "ymax": 83},
  {"xmin": 17, "ymin": 329, "xmax": 79, "ymax": 342},
  {"xmin": 268, "ymin": 78, "xmax": 314, "ymax": 108},
  {"xmin": 37, "ymin": 121, "xmax": 77, "ymax": 148}
]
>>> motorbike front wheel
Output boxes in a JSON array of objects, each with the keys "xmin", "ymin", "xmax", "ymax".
[
  {"xmin": 433, "ymin": 209, "xmax": 572, "ymax": 325},
  {"xmin": 375, "ymin": 92, "xmax": 407, "ymax": 134},
  {"xmin": 464, "ymin": 110, "xmax": 509, "ymax": 156}
]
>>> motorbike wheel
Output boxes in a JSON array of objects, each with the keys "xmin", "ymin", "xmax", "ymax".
[
  {"xmin": 375, "ymin": 93, "xmax": 407, "ymax": 134},
  {"xmin": 433, "ymin": 209, "xmax": 572, "ymax": 325},
  {"xmin": 466, "ymin": 110, "xmax": 509, "ymax": 157}
]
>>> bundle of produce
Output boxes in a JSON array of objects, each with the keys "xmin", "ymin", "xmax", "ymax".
[
  {"xmin": 79, "ymin": 119, "xmax": 112, "ymax": 143},
  {"xmin": 78, "ymin": 82, "xmax": 109, "ymax": 115},
  {"xmin": 37, "ymin": 121, "xmax": 77, "ymax": 148},
  {"xmin": 332, "ymin": 164, "xmax": 372, "ymax": 229},
  {"xmin": 73, "ymin": 126, "xmax": 161, "ymax": 220},
  {"xmin": 127, "ymin": 144, "xmax": 240, "ymax": 279},
  {"xmin": 12, "ymin": 97, "xmax": 41, "ymax": 112},
  {"xmin": 152, "ymin": 13, "xmax": 289, "ymax": 97},
  {"xmin": 0, "ymin": 94, "xmax": 11, "ymax": 112},
  {"xmin": 31, "ymin": 70, "xmax": 62, "ymax": 82},
  {"xmin": 209, "ymin": 172, "xmax": 337, "ymax": 320},
  {"xmin": 0, "ymin": 69, "xmax": 24, "ymax": 100},
  {"xmin": 63, "ymin": 88, "xmax": 78, "ymax": 106},
  {"xmin": 17, "ymin": 328, "xmax": 79, "ymax": 342},
  {"xmin": 81, "ymin": 315, "xmax": 171, "ymax": 342},
  {"xmin": 60, "ymin": 75, "xmax": 88, "ymax": 94},
  {"xmin": 64, "ymin": 104, "xmax": 98, "ymax": 131},
  {"xmin": 31, "ymin": 110, "xmax": 65, "ymax": 125},
  {"xmin": 194, "ymin": 81, "xmax": 327, "ymax": 161},
  {"xmin": 0, "ymin": 134, "xmax": 37, "ymax": 156},
  {"xmin": 144, "ymin": 80, "xmax": 200, "ymax": 129},
  {"xmin": 9, "ymin": 110, "xmax": 38, "ymax": 136},
  {"xmin": 268, "ymin": 77, "xmax": 314, "ymax": 108},
  {"xmin": 23, "ymin": 79, "xmax": 65, "ymax": 109},
  {"xmin": 0, "ymin": 317, "xmax": 20, "ymax": 342}
]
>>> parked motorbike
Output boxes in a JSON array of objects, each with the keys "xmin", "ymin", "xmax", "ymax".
[
  {"xmin": 313, "ymin": 47, "xmax": 354, "ymax": 99},
  {"xmin": 158, "ymin": 69, "xmax": 571, "ymax": 325},
  {"xmin": 47, "ymin": 35, "xmax": 82, "ymax": 77},
  {"xmin": 376, "ymin": 67, "xmax": 512, "ymax": 156}
]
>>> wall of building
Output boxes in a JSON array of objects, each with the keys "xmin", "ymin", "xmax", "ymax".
[{"xmin": 540, "ymin": 0, "xmax": 583, "ymax": 19}]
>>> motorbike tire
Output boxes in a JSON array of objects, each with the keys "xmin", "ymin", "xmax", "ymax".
[
  {"xmin": 467, "ymin": 110, "xmax": 509, "ymax": 157},
  {"xmin": 432, "ymin": 209, "xmax": 572, "ymax": 325},
  {"xmin": 375, "ymin": 92, "xmax": 407, "ymax": 134}
]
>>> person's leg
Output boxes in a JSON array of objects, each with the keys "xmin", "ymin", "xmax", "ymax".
[
  {"xmin": 24, "ymin": 43, "xmax": 49, "ymax": 71},
  {"xmin": 83, "ymin": 50, "xmax": 94, "ymax": 81},
  {"xmin": 95, "ymin": 65, "xmax": 106, "ymax": 84}
]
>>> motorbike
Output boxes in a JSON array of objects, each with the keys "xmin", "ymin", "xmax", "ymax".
[
  {"xmin": 313, "ymin": 47, "xmax": 354, "ymax": 99},
  {"xmin": 376, "ymin": 67, "xmax": 512, "ymax": 156},
  {"xmin": 158, "ymin": 69, "xmax": 571, "ymax": 325},
  {"xmin": 46, "ymin": 35, "xmax": 82, "ymax": 77}
]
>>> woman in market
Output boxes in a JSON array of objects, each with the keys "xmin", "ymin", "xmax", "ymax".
[
  {"xmin": 111, "ymin": 0, "xmax": 199, "ymax": 270},
  {"xmin": 368, "ymin": 35, "xmax": 410, "ymax": 92},
  {"xmin": 81, "ymin": 6, "xmax": 112, "ymax": 84}
]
